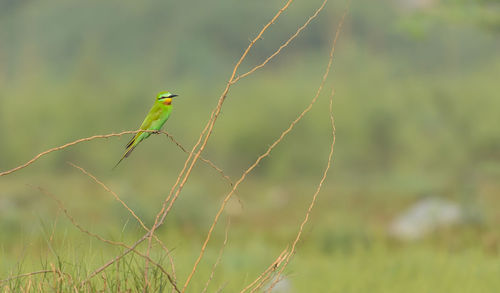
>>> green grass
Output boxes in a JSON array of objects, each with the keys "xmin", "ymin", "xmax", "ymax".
[
  {"xmin": 1, "ymin": 175, "xmax": 499, "ymax": 291},
  {"xmin": 2, "ymin": 226, "xmax": 499, "ymax": 292}
]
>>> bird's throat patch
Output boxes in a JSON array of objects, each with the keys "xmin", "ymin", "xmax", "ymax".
[{"xmin": 162, "ymin": 98, "xmax": 172, "ymax": 105}]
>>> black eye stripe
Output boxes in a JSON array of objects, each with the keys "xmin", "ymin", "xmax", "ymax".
[{"xmin": 157, "ymin": 93, "xmax": 177, "ymax": 100}]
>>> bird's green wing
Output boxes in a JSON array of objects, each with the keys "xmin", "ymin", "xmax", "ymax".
[
  {"xmin": 139, "ymin": 104, "xmax": 163, "ymax": 130},
  {"xmin": 125, "ymin": 103, "xmax": 163, "ymax": 148}
]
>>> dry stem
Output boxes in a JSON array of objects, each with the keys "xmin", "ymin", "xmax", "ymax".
[
  {"xmin": 183, "ymin": 1, "xmax": 340, "ymax": 289},
  {"xmin": 232, "ymin": 0, "xmax": 328, "ymax": 84},
  {"xmin": 0, "ymin": 271, "xmax": 54, "ymax": 285},
  {"xmin": 1, "ymin": 130, "xmax": 141, "ymax": 177},
  {"xmin": 265, "ymin": 2, "xmax": 347, "ymax": 289}
]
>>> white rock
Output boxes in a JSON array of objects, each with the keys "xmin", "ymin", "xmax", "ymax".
[{"xmin": 389, "ymin": 197, "xmax": 464, "ymax": 241}]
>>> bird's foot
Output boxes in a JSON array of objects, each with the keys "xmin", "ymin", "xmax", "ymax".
[{"xmin": 152, "ymin": 130, "xmax": 161, "ymax": 135}]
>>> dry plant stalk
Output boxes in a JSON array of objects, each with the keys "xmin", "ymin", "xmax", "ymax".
[
  {"xmin": 267, "ymin": 90, "xmax": 337, "ymax": 292},
  {"xmin": 0, "ymin": 130, "xmax": 141, "ymax": 176},
  {"xmin": 0, "ymin": 0, "xmax": 347, "ymax": 290},
  {"xmin": 232, "ymin": 0, "xmax": 328, "ymax": 84},
  {"xmin": 266, "ymin": 4, "xmax": 348, "ymax": 290},
  {"xmin": 0, "ymin": 270, "xmax": 54, "ymax": 285},
  {"xmin": 0, "ymin": 130, "xmax": 228, "ymax": 181},
  {"xmin": 182, "ymin": 0, "xmax": 346, "ymax": 290}
]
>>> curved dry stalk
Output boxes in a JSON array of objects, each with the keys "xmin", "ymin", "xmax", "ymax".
[
  {"xmin": 0, "ymin": 130, "xmax": 142, "ymax": 177},
  {"xmin": 267, "ymin": 89, "xmax": 337, "ymax": 292},
  {"xmin": 185, "ymin": 2, "xmax": 347, "ymax": 289},
  {"xmin": 0, "ymin": 129, "xmax": 229, "ymax": 183},
  {"xmin": 183, "ymin": 5, "xmax": 342, "ymax": 290},
  {"xmin": 265, "ymin": 5, "xmax": 347, "ymax": 290},
  {"xmin": 265, "ymin": 3, "xmax": 348, "ymax": 289}
]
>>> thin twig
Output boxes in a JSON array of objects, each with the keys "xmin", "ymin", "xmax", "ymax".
[
  {"xmin": 249, "ymin": 4, "xmax": 346, "ymax": 292},
  {"xmin": 267, "ymin": 88, "xmax": 338, "ymax": 292},
  {"xmin": 266, "ymin": 3, "xmax": 349, "ymax": 289},
  {"xmin": 201, "ymin": 218, "xmax": 231, "ymax": 293},
  {"xmin": 159, "ymin": 130, "xmax": 234, "ymax": 187},
  {"xmin": 0, "ymin": 130, "xmax": 144, "ymax": 176},
  {"xmin": 0, "ymin": 270, "xmax": 53, "ymax": 284},
  {"xmin": 68, "ymin": 163, "xmax": 148, "ymax": 232},
  {"xmin": 184, "ymin": 6, "xmax": 339, "ymax": 289},
  {"xmin": 232, "ymin": 0, "xmax": 328, "ymax": 84},
  {"xmin": 0, "ymin": 129, "xmax": 231, "ymax": 186}
]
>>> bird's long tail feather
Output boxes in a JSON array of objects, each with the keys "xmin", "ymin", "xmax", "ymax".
[{"xmin": 113, "ymin": 145, "xmax": 137, "ymax": 169}]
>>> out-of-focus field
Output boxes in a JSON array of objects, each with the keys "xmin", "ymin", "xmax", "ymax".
[{"xmin": 1, "ymin": 0, "xmax": 499, "ymax": 291}]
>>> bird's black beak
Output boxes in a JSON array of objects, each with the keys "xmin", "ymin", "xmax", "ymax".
[{"xmin": 169, "ymin": 94, "xmax": 179, "ymax": 98}]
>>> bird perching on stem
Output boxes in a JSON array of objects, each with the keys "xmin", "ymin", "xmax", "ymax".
[{"xmin": 114, "ymin": 91, "xmax": 179, "ymax": 168}]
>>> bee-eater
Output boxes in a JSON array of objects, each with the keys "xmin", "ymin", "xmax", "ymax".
[{"xmin": 114, "ymin": 91, "xmax": 179, "ymax": 168}]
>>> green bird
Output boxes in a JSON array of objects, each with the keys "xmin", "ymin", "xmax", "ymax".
[{"xmin": 114, "ymin": 91, "xmax": 179, "ymax": 168}]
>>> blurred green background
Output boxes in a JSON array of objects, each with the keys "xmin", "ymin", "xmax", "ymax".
[{"xmin": 1, "ymin": 0, "xmax": 499, "ymax": 291}]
